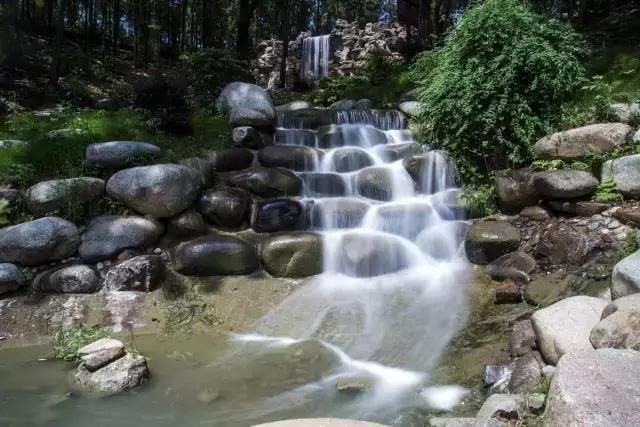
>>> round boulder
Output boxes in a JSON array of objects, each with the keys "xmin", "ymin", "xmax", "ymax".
[
  {"xmin": 300, "ymin": 173, "xmax": 347, "ymax": 197},
  {"xmin": 311, "ymin": 198, "xmax": 370, "ymax": 229},
  {"xmin": 103, "ymin": 255, "xmax": 164, "ymax": 292},
  {"xmin": 485, "ymin": 251, "xmax": 536, "ymax": 282},
  {"xmin": 35, "ymin": 265, "xmax": 101, "ymax": 293},
  {"xmin": 355, "ymin": 167, "xmax": 394, "ymax": 201},
  {"xmin": 325, "ymin": 148, "xmax": 375, "ymax": 173},
  {"xmin": 260, "ymin": 232, "xmax": 323, "ymax": 278},
  {"xmin": 534, "ymin": 170, "xmax": 598, "ymax": 200},
  {"xmin": 225, "ymin": 167, "xmax": 302, "ymax": 197},
  {"xmin": 173, "ymin": 234, "xmax": 259, "ymax": 276},
  {"xmin": 0, "ymin": 263, "xmax": 26, "ymax": 295},
  {"xmin": 26, "ymin": 177, "xmax": 105, "ymax": 217},
  {"xmin": 334, "ymin": 232, "xmax": 413, "ymax": 277},
  {"xmin": 258, "ymin": 146, "xmax": 319, "ymax": 171},
  {"xmin": 0, "ymin": 217, "xmax": 80, "ymax": 266},
  {"xmin": 602, "ymin": 154, "xmax": 640, "ymax": 198},
  {"xmin": 73, "ymin": 353, "xmax": 149, "ymax": 396},
  {"xmin": 611, "ymin": 251, "xmax": 640, "ymax": 299},
  {"xmin": 317, "ymin": 125, "xmax": 387, "ymax": 149},
  {"xmin": 494, "ymin": 168, "xmax": 538, "ymax": 214},
  {"xmin": 252, "ymin": 198, "xmax": 306, "ymax": 233},
  {"xmin": 590, "ymin": 293, "xmax": 640, "ymax": 350},
  {"xmin": 107, "ymin": 164, "xmax": 202, "ymax": 218},
  {"xmin": 275, "ymin": 129, "xmax": 317, "ymax": 147},
  {"xmin": 216, "ymin": 82, "xmax": 276, "ymax": 127},
  {"xmin": 206, "ymin": 148, "xmax": 254, "ymax": 172},
  {"xmin": 167, "ymin": 209, "xmax": 208, "ymax": 238},
  {"xmin": 197, "ymin": 188, "xmax": 251, "ymax": 228},
  {"xmin": 85, "ymin": 141, "xmax": 161, "ymax": 170},
  {"xmin": 534, "ymin": 123, "xmax": 635, "ymax": 160},
  {"xmin": 464, "ymin": 221, "xmax": 521, "ymax": 265}
]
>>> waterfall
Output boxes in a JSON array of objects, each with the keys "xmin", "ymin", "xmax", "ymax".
[{"xmin": 301, "ymin": 35, "xmax": 331, "ymax": 84}]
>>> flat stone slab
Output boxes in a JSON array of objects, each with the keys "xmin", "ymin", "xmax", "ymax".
[
  {"xmin": 253, "ymin": 420, "xmax": 388, "ymax": 427},
  {"xmin": 78, "ymin": 338, "xmax": 125, "ymax": 371}
]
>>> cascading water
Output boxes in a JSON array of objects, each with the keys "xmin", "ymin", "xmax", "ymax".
[
  {"xmin": 301, "ymin": 35, "xmax": 331, "ymax": 84},
  {"xmin": 226, "ymin": 108, "xmax": 472, "ymax": 424}
]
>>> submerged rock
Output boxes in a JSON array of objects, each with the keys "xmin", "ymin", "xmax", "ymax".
[
  {"xmin": 300, "ymin": 173, "xmax": 347, "ymax": 197},
  {"xmin": 464, "ymin": 221, "xmax": 521, "ymax": 265},
  {"xmin": 327, "ymin": 148, "xmax": 375, "ymax": 173},
  {"xmin": 0, "ymin": 263, "xmax": 26, "ymax": 295},
  {"xmin": 26, "ymin": 177, "xmax": 105, "ymax": 216},
  {"xmin": 356, "ymin": 167, "xmax": 394, "ymax": 201},
  {"xmin": 590, "ymin": 293, "xmax": 640, "ymax": 350},
  {"xmin": 311, "ymin": 198, "xmax": 370, "ymax": 229},
  {"xmin": 173, "ymin": 234, "xmax": 259, "ymax": 276},
  {"xmin": 73, "ymin": 353, "xmax": 149, "ymax": 396},
  {"xmin": 0, "ymin": 217, "xmax": 80, "ymax": 266},
  {"xmin": 260, "ymin": 232, "xmax": 323, "ymax": 278},
  {"xmin": 85, "ymin": 141, "xmax": 161, "ymax": 170},
  {"xmin": 335, "ymin": 232, "xmax": 411, "ymax": 277},
  {"xmin": 525, "ymin": 272, "xmax": 572, "ymax": 307}
]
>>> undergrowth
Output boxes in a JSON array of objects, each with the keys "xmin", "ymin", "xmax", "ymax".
[
  {"xmin": 617, "ymin": 230, "xmax": 639, "ymax": 261},
  {"xmin": 594, "ymin": 178, "xmax": 624, "ymax": 203},
  {"xmin": 53, "ymin": 324, "xmax": 109, "ymax": 362},
  {"xmin": 462, "ymin": 184, "xmax": 497, "ymax": 217}
]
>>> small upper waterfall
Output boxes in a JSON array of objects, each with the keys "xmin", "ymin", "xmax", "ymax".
[{"xmin": 301, "ymin": 35, "xmax": 331, "ymax": 84}]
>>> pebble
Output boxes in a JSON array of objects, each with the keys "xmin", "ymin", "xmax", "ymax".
[
  {"xmin": 588, "ymin": 222, "xmax": 600, "ymax": 231},
  {"xmin": 603, "ymin": 218, "xmax": 612, "ymax": 226},
  {"xmin": 592, "ymin": 214, "xmax": 604, "ymax": 221},
  {"xmin": 608, "ymin": 220, "xmax": 621, "ymax": 229},
  {"xmin": 96, "ymin": 262, "xmax": 104, "ymax": 270}
]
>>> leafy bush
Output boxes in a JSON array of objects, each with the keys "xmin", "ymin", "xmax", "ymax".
[
  {"xmin": 594, "ymin": 178, "xmax": 623, "ymax": 203},
  {"xmin": 462, "ymin": 184, "xmax": 497, "ymax": 217},
  {"xmin": 411, "ymin": 0, "xmax": 588, "ymax": 181},
  {"xmin": 53, "ymin": 324, "xmax": 108, "ymax": 362},
  {"xmin": 618, "ymin": 230, "xmax": 639, "ymax": 261}
]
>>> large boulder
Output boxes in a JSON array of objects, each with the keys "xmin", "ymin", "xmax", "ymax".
[
  {"xmin": 26, "ymin": 177, "xmax": 105, "ymax": 216},
  {"xmin": 544, "ymin": 349, "xmax": 640, "ymax": 426},
  {"xmin": 103, "ymin": 255, "xmax": 164, "ymax": 292},
  {"xmin": 260, "ymin": 232, "xmax": 323, "ymax": 278},
  {"xmin": 398, "ymin": 101, "xmax": 419, "ymax": 117},
  {"xmin": 173, "ymin": 234, "xmax": 259, "ymax": 276},
  {"xmin": 107, "ymin": 164, "xmax": 202, "ymax": 218},
  {"xmin": 508, "ymin": 351, "xmax": 543, "ymax": 393},
  {"xmin": 325, "ymin": 148, "xmax": 375, "ymax": 173},
  {"xmin": 197, "ymin": 188, "xmax": 251, "ymax": 228},
  {"xmin": 464, "ymin": 221, "xmax": 521, "ymax": 265},
  {"xmin": 206, "ymin": 148, "xmax": 254, "ymax": 172},
  {"xmin": 510, "ymin": 319, "xmax": 538, "ymax": 357},
  {"xmin": 179, "ymin": 157, "xmax": 214, "ymax": 186},
  {"xmin": 73, "ymin": 353, "xmax": 149, "ymax": 395},
  {"xmin": 0, "ymin": 263, "xmax": 26, "ymax": 295},
  {"xmin": 34, "ymin": 265, "xmax": 101, "ymax": 293},
  {"xmin": 258, "ymin": 146, "xmax": 319, "ymax": 171},
  {"xmin": 485, "ymin": 252, "xmax": 536, "ymax": 283},
  {"xmin": 534, "ymin": 170, "xmax": 598, "ymax": 200},
  {"xmin": 355, "ymin": 167, "xmax": 395, "ymax": 201},
  {"xmin": 85, "ymin": 141, "xmax": 161, "ymax": 170},
  {"xmin": 0, "ymin": 218, "xmax": 80, "ymax": 266},
  {"xmin": 251, "ymin": 198, "xmax": 307, "ymax": 233},
  {"xmin": 216, "ymin": 82, "xmax": 276, "ymax": 127},
  {"xmin": 494, "ymin": 168, "xmax": 538, "ymax": 214},
  {"xmin": 534, "ymin": 123, "xmax": 635, "ymax": 160},
  {"xmin": 602, "ymin": 154, "xmax": 640, "ymax": 198},
  {"xmin": 79, "ymin": 216, "xmax": 164, "ymax": 262},
  {"xmin": 590, "ymin": 293, "xmax": 640, "ymax": 350},
  {"xmin": 610, "ymin": 251, "xmax": 640, "ymax": 299},
  {"xmin": 531, "ymin": 296, "xmax": 608, "ymax": 365},
  {"xmin": 225, "ymin": 167, "xmax": 302, "ymax": 198},
  {"xmin": 300, "ymin": 173, "xmax": 347, "ymax": 197},
  {"xmin": 275, "ymin": 129, "xmax": 317, "ymax": 147},
  {"xmin": 533, "ymin": 223, "xmax": 592, "ymax": 267}
]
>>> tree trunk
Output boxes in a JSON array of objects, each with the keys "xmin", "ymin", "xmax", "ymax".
[
  {"xmin": 49, "ymin": 0, "xmax": 65, "ymax": 87},
  {"xmin": 279, "ymin": 0, "xmax": 290, "ymax": 88},
  {"xmin": 236, "ymin": 0, "xmax": 259, "ymax": 58},
  {"xmin": 112, "ymin": 0, "xmax": 121, "ymax": 55}
]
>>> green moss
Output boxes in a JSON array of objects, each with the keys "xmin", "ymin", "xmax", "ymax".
[{"xmin": 594, "ymin": 178, "xmax": 624, "ymax": 203}]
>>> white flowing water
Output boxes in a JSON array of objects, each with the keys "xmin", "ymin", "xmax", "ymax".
[{"xmin": 301, "ymin": 35, "xmax": 331, "ymax": 84}]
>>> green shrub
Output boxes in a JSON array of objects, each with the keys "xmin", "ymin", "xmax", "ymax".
[
  {"xmin": 53, "ymin": 324, "xmax": 108, "ymax": 362},
  {"xmin": 461, "ymin": 184, "xmax": 497, "ymax": 217},
  {"xmin": 618, "ymin": 230, "xmax": 639, "ymax": 261},
  {"xmin": 411, "ymin": 0, "xmax": 588, "ymax": 181},
  {"xmin": 594, "ymin": 178, "xmax": 623, "ymax": 203}
]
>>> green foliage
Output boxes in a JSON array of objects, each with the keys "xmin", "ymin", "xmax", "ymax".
[
  {"xmin": 594, "ymin": 178, "xmax": 624, "ymax": 203},
  {"xmin": 617, "ymin": 230, "xmax": 639, "ymax": 261},
  {"xmin": 462, "ymin": 184, "xmax": 497, "ymax": 217},
  {"xmin": 532, "ymin": 159, "xmax": 592, "ymax": 173},
  {"xmin": 411, "ymin": 0, "xmax": 588, "ymax": 181},
  {"xmin": 0, "ymin": 199, "xmax": 10, "ymax": 225},
  {"xmin": 53, "ymin": 325, "xmax": 109, "ymax": 362}
]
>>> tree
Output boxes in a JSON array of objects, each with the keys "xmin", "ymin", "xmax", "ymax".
[{"xmin": 50, "ymin": 0, "xmax": 66, "ymax": 86}]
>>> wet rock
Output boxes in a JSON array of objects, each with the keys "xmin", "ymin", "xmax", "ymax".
[
  {"xmin": 311, "ymin": 198, "xmax": 370, "ymax": 229},
  {"xmin": 474, "ymin": 394, "xmax": 522, "ymax": 427},
  {"xmin": 167, "ymin": 209, "xmax": 208, "ymax": 238},
  {"xmin": 85, "ymin": 141, "xmax": 161, "ymax": 170},
  {"xmin": 173, "ymin": 234, "xmax": 258, "ymax": 276},
  {"xmin": 178, "ymin": 157, "xmax": 214, "ymax": 186},
  {"xmin": 257, "ymin": 420, "xmax": 387, "ymax": 427},
  {"xmin": 544, "ymin": 349, "xmax": 640, "ymax": 426},
  {"xmin": 399, "ymin": 101, "xmax": 419, "ymax": 117},
  {"xmin": 252, "ymin": 198, "xmax": 306, "ymax": 233},
  {"xmin": 206, "ymin": 148, "xmax": 254, "ymax": 171},
  {"xmin": 534, "ymin": 223, "xmax": 591, "ymax": 267},
  {"xmin": 353, "ymin": 99, "xmax": 373, "ymax": 110},
  {"xmin": 78, "ymin": 338, "xmax": 125, "ymax": 371},
  {"xmin": 508, "ymin": 351, "xmax": 543, "ymax": 392},
  {"xmin": 35, "ymin": 265, "xmax": 101, "ymax": 293},
  {"xmin": 258, "ymin": 145, "xmax": 319, "ymax": 171},
  {"xmin": 0, "ymin": 188, "xmax": 22, "ymax": 210},
  {"xmin": 275, "ymin": 129, "xmax": 316, "ymax": 147},
  {"xmin": 225, "ymin": 167, "xmax": 302, "ymax": 197},
  {"xmin": 534, "ymin": 170, "xmax": 598, "ymax": 200},
  {"xmin": 531, "ymin": 296, "xmax": 608, "ymax": 364},
  {"xmin": 232, "ymin": 126, "xmax": 257, "ymax": 147},
  {"xmin": 260, "ymin": 232, "xmax": 323, "ymax": 278},
  {"xmin": 534, "ymin": 123, "xmax": 634, "ymax": 160},
  {"xmin": 590, "ymin": 293, "xmax": 640, "ymax": 349},
  {"xmin": 403, "ymin": 151, "xmax": 456, "ymax": 193},
  {"xmin": 327, "ymin": 148, "xmax": 375, "ymax": 172},
  {"xmin": 73, "ymin": 353, "xmax": 149, "ymax": 396},
  {"xmin": 335, "ymin": 232, "xmax": 411, "ymax": 277},
  {"xmin": 610, "ymin": 250, "xmax": 640, "ymax": 299},
  {"xmin": 276, "ymin": 109, "xmax": 334, "ymax": 129},
  {"xmin": 547, "ymin": 200, "xmax": 610, "ymax": 216},
  {"xmin": 602, "ymin": 154, "xmax": 640, "ymax": 198},
  {"xmin": 0, "ymin": 263, "xmax": 26, "ymax": 295},
  {"xmin": 79, "ymin": 216, "xmax": 164, "ymax": 262},
  {"xmin": 317, "ymin": 125, "xmax": 387, "ymax": 148},
  {"xmin": 275, "ymin": 101, "xmax": 312, "ymax": 112},
  {"xmin": 486, "ymin": 252, "xmax": 536, "ymax": 283},
  {"xmin": 197, "ymin": 188, "xmax": 251, "ymax": 228},
  {"xmin": 483, "ymin": 365, "xmax": 512, "ymax": 387},
  {"xmin": 356, "ymin": 167, "xmax": 394, "ymax": 201},
  {"xmin": 541, "ymin": 365, "xmax": 556, "ymax": 378},
  {"xmin": 519, "ymin": 206, "xmax": 550, "ymax": 221},
  {"xmin": 525, "ymin": 272, "xmax": 571, "ymax": 307},
  {"xmin": 0, "ymin": 217, "xmax": 80, "ymax": 266},
  {"xmin": 329, "ymin": 99, "xmax": 355, "ymax": 110},
  {"xmin": 216, "ymin": 82, "xmax": 275, "ymax": 127},
  {"xmin": 494, "ymin": 168, "xmax": 538, "ymax": 214},
  {"xmin": 300, "ymin": 173, "xmax": 347, "ymax": 197},
  {"xmin": 374, "ymin": 142, "xmax": 424, "ymax": 162},
  {"xmin": 103, "ymin": 255, "xmax": 164, "ymax": 292},
  {"xmin": 510, "ymin": 319, "xmax": 537, "ymax": 357},
  {"xmin": 428, "ymin": 418, "xmax": 475, "ymax": 427},
  {"xmin": 107, "ymin": 164, "xmax": 202, "ymax": 218},
  {"xmin": 26, "ymin": 177, "xmax": 105, "ymax": 216},
  {"xmin": 494, "ymin": 280, "xmax": 522, "ymax": 304},
  {"xmin": 336, "ymin": 377, "xmax": 371, "ymax": 393},
  {"xmin": 372, "ymin": 203, "xmax": 434, "ymax": 239},
  {"xmin": 464, "ymin": 221, "xmax": 521, "ymax": 265}
]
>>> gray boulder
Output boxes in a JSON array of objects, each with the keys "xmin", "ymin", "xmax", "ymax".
[
  {"xmin": 611, "ymin": 250, "xmax": 640, "ymax": 299},
  {"xmin": 73, "ymin": 353, "xmax": 149, "ymax": 395},
  {"xmin": 197, "ymin": 188, "xmax": 251, "ymax": 228},
  {"xmin": 602, "ymin": 154, "xmax": 640, "ymax": 198},
  {"xmin": 107, "ymin": 164, "xmax": 202, "ymax": 218},
  {"xmin": 0, "ymin": 263, "xmax": 26, "ymax": 295},
  {"xmin": 525, "ymin": 272, "xmax": 572, "ymax": 307},
  {"xmin": 225, "ymin": 167, "xmax": 302, "ymax": 197},
  {"xmin": 167, "ymin": 209, "xmax": 208, "ymax": 238},
  {"xmin": 85, "ymin": 141, "xmax": 161, "ymax": 170},
  {"xmin": 251, "ymin": 198, "xmax": 306, "ymax": 233},
  {"xmin": 216, "ymin": 82, "xmax": 275, "ymax": 127},
  {"xmin": 232, "ymin": 126, "xmax": 268, "ymax": 149},
  {"xmin": 399, "ymin": 101, "xmax": 419, "ymax": 117},
  {"xmin": 533, "ymin": 223, "xmax": 591, "ymax": 267},
  {"xmin": 544, "ymin": 349, "xmax": 640, "ymax": 427},
  {"xmin": 178, "ymin": 157, "xmax": 214, "ymax": 186},
  {"xmin": 353, "ymin": 99, "xmax": 373, "ymax": 110},
  {"xmin": 275, "ymin": 129, "xmax": 317, "ymax": 147},
  {"xmin": 206, "ymin": 148, "xmax": 254, "ymax": 171},
  {"xmin": 78, "ymin": 338, "xmax": 125, "ymax": 371},
  {"xmin": 519, "ymin": 206, "xmax": 550, "ymax": 221},
  {"xmin": 103, "ymin": 255, "xmax": 164, "ymax": 292},
  {"xmin": 494, "ymin": 169, "xmax": 538, "ymax": 214},
  {"xmin": 26, "ymin": 177, "xmax": 105, "ymax": 216},
  {"xmin": 260, "ymin": 232, "xmax": 323, "ymax": 278},
  {"xmin": 173, "ymin": 234, "xmax": 259, "ymax": 276},
  {"xmin": 35, "ymin": 265, "xmax": 101, "ymax": 293},
  {"xmin": 485, "ymin": 252, "xmax": 536, "ymax": 283},
  {"xmin": 510, "ymin": 319, "xmax": 537, "ymax": 357},
  {"xmin": 0, "ymin": 217, "xmax": 80, "ymax": 266},
  {"xmin": 326, "ymin": 148, "xmax": 375, "ymax": 173},
  {"xmin": 328, "ymin": 99, "xmax": 355, "ymax": 110},
  {"xmin": 534, "ymin": 170, "xmax": 598, "ymax": 200},
  {"xmin": 531, "ymin": 296, "xmax": 608, "ymax": 365},
  {"xmin": 590, "ymin": 293, "xmax": 640, "ymax": 350},
  {"xmin": 508, "ymin": 351, "xmax": 543, "ymax": 392},
  {"xmin": 611, "ymin": 102, "xmax": 640, "ymax": 123},
  {"xmin": 547, "ymin": 200, "xmax": 609, "ymax": 216},
  {"xmin": 258, "ymin": 145, "xmax": 319, "ymax": 171},
  {"xmin": 79, "ymin": 216, "xmax": 164, "ymax": 262},
  {"xmin": 534, "ymin": 123, "xmax": 634, "ymax": 160},
  {"xmin": 464, "ymin": 221, "xmax": 521, "ymax": 265}
]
